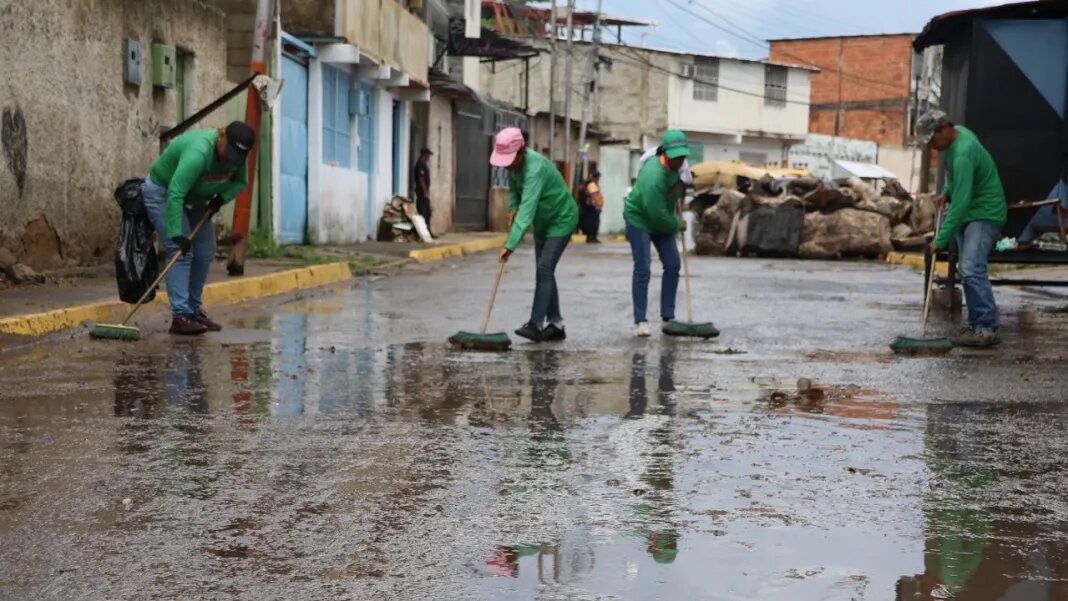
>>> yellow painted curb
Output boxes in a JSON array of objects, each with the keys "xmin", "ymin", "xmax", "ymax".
[
  {"xmin": 886, "ymin": 252, "xmax": 948, "ymax": 276},
  {"xmin": 408, "ymin": 235, "xmax": 507, "ymax": 263},
  {"xmin": 0, "ymin": 262, "xmax": 354, "ymax": 338},
  {"xmin": 571, "ymin": 234, "xmax": 627, "ymax": 243}
]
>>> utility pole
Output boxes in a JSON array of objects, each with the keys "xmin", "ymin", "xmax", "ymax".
[
  {"xmin": 576, "ymin": 0, "xmax": 604, "ymax": 184},
  {"xmin": 563, "ymin": 0, "xmax": 575, "ymax": 189},
  {"xmin": 548, "ymin": 0, "xmax": 557, "ymax": 164}
]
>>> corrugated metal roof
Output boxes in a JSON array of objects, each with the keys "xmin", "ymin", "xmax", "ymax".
[{"xmin": 914, "ymin": 0, "xmax": 1068, "ymax": 50}]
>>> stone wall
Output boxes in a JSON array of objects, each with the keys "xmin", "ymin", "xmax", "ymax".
[{"xmin": 0, "ymin": 0, "xmax": 230, "ymax": 269}]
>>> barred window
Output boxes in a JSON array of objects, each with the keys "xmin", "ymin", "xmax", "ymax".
[
  {"xmin": 693, "ymin": 58, "xmax": 719, "ymax": 102},
  {"xmin": 764, "ymin": 65, "xmax": 787, "ymax": 108}
]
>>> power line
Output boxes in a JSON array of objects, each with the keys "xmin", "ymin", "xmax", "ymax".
[
  {"xmin": 667, "ymin": 0, "xmax": 906, "ymax": 92},
  {"xmin": 601, "ymin": 33, "xmax": 909, "ymax": 115}
]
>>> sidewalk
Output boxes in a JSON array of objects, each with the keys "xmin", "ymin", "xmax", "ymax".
[{"xmin": 0, "ymin": 232, "xmax": 505, "ymax": 341}]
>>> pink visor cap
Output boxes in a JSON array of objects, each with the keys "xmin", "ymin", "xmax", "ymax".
[{"xmin": 490, "ymin": 127, "xmax": 525, "ymax": 167}]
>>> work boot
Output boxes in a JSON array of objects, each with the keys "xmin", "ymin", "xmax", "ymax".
[
  {"xmin": 169, "ymin": 315, "xmax": 208, "ymax": 336},
  {"xmin": 950, "ymin": 327, "xmax": 1000, "ymax": 348},
  {"xmin": 636, "ymin": 322, "xmax": 652, "ymax": 337},
  {"xmin": 515, "ymin": 322, "xmax": 544, "ymax": 342},
  {"xmin": 542, "ymin": 323, "xmax": 567, "ymax": 342},
  {"xmin": 194, "ymin": 311, "xmax": 223, "ymax": 332}
]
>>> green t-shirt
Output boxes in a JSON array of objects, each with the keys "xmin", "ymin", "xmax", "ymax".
[
  {"xmin": 505, "ymin": 149, "xmax": 579, "ymax": 250},
  {"xmin": 934, "ymin": 126, "xmax": 1007, "ymax": 249},
  {"xmin": 625, "ymin": 155, "xmax": 684, "ymax": 235},
  {"xmin": 148, "ymin": 129, "xmax": 248, "ymax": 238}
]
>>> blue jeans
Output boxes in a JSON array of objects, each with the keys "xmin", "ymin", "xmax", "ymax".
[
  {"xmin": 956, "ymin": 220, "xmax": 1001, "ymax": 330},
  {"xmin": 627, "ymin": 221, "xmax": 680, "ymax": 324},
  {"xmin": 141, "ymin": 179, "xmax": 215, "ymax": 318},
  {"xmin": 531, "ymin": 236, "xmax": 570, "ymax": 327}
]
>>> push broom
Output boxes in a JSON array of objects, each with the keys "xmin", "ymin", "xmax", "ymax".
[
  {"xmin": 91, "ymin": 209, "xmax": 217, "ymax": 341},
  {"xmin": 662, "ymin": 200, "xmax": 720, "ymax": 339},
  {"xmin": 448, "ymin": 259, "xmax": 512, "ymax": 351},
  {"xmin": 890, "ymin": 208, "xmax": 953, "ymax": 356}
]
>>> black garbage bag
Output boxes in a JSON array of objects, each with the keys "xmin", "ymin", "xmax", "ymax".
[{"xmin": 113, "ymin": 178, "xmax": 160, "ymax": 304}]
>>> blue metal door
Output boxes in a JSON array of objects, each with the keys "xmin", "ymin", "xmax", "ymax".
[
  {"xmin": 356, "ymin": 83, "xmax": 376, "ymax": 234},
  {"xmin": 279, "ymin": 55, "xmax": 309, "ymax": 244}
]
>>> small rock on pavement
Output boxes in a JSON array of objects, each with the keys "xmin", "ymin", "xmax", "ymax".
[{"xmin": 3, "ymin": 263, "xmax": 44, "ymax": 284}]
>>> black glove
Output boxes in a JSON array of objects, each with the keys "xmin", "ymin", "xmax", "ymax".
[
  {"xmin": 207, "ymin": 194, "xmax": 226, "ymax": 214},
  {"xmin": 171, "ymin": 236, "xmax": 191, "ymax": 256}
]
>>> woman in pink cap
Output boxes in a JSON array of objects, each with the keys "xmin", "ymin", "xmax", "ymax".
[{"xmin": 492, "ymin": 127, "xmax": 579, "ymax": 343}]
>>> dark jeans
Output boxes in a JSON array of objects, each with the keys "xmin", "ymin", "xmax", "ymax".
[
  {"xmin": 416, "ymin": 196, "xmax": 432, "ymax": 233},
  {"xmin": 627, "ymin": 220, "xmax": 680, "ymax": 324},
  {"xmin": 581, "ymin": 205, "xmax": 600, "ymax": 241},
  {"xmin": 531, "ymin": 236, "xmax": 570, "ymax": 327}
]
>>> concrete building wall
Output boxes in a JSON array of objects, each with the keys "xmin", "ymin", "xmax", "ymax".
[
  {"xmin": 426, "ymin": 95, "xmax": 455, "ymax": 235},
  {"xmin": 0, "ymin": 0, "xmax": 230, "ymax": 270},
  {"xmin": 281, "ymin": 0, "xmax": 336, "ymax": 37},
  {"xmin": 480, "ymin": 40, "xmax": 672, "ymax": 153},
  {"xmin": 769, "ymin": 34, "xmax": 915, "ymax": 146},
  {"xmin": 667, "ymin": 59, "xmax": 810, "ymax": 139}
]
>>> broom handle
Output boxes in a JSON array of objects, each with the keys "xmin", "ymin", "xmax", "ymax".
[
  {"xmin": 921, "ymin": 207, "xmax": 944, "ymax": 337},
  {"xmin": 677, "ymin": 199, "xmax": 694, "ymax": 322},
  {"xmin": 481, "ymin": 259, "xmax": 507, "ymax": 334},
  {"xmin": 119, "ymin": 209, "xmax": 217, "ymax": 326}
]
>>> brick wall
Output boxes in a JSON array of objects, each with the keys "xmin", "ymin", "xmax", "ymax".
[{"xmin": 771, "ymin": 34, "xmax": 914, "ymax": 145}]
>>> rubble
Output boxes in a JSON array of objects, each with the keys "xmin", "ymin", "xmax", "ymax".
[
  {"xmin": 694, "ymin": 175, "xmax": 934, "ymax": 259},
  {"xmin": 376, "ymin": 196, "xmax": 433, "ymax": 243},
  {"xmin": 2, "ymin": 262, "xmax": 45, "ymax": 284},
  {"xmin": 799, "ymin": 209, "xmax": 893, "ymax": 259}
]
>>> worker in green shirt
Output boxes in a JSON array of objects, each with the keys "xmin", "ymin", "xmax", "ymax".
[
  {"xmin": 917, "ymin": 109, "xmax": 1007, "ymax": 347},
  {"xmin": 142, "ymin": 121, "xmax": 255, "ymax": 335},
  {"xmin": 625, "ymin": 130, "xmax": 689, "ymax": 338},
  {"xmin": 492, "ymin": 127, "xmax": 579, "ymax": 343}
]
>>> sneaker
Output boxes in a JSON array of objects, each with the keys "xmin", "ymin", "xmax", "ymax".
[
  {"xmin": 542, "ymin": 323, "xmax": 567, "ymax": 341},
  {"xmin": 636, "ymin": 322, "xmax": 652, "ymax": 337},
  {"xmin": 194, "ymin": 311, "xmax": 223, "ymax": 332},
  {"xmin": 515, "ymin": 322, "xmax": 544, "ymax": 342},
  {"xmin": 169, "ymin": 315, "xmax": 209, "ymax": 336},
  {"xmin": 950, "ymin": 327, "xmax": 1001, "ymax": 348}
]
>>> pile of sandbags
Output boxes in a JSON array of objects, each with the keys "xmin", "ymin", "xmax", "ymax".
[{"xmin": 694, "ymin": 176, "xmax": 937, "ymax": 259}]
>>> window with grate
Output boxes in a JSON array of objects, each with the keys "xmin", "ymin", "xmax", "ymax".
[
  {"xmin": 322, "ymin": 65, "xmax": 353, "ymax": 167},
  {"xmin": 764, "ymin": 65, "xmax": 787, "ymax": 108},
  {"xmin": 693, "ymin": 58, "xmax": 719, "ymax": 102}
]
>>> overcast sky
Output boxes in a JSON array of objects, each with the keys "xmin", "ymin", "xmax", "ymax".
[{"xmin": 567, "ymin": 0, "xmax": 1011, "ymax": 58}]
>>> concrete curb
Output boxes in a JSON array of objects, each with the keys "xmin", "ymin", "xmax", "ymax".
[
  {"xmin": 886, "ymin": 252, "xmax": 948, "ymax": 276},
  {"xmin": 0, "ymin": 262, "xmax": 353, "ymax": 338},
  {"xmin": 408, "ymin": 235, "xmax": 507, "ymax": 263}
]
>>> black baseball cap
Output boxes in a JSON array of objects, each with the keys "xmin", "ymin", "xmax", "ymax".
[
  {"xmin": 225, "ymin": 121, "xmax": 256, "ymax": 165},
  {"xmin": 420, "ymin": 146, "xmax": 434, "ymax": 156}
]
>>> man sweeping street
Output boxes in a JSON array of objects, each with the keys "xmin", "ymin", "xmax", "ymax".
[
  {"xmin": 142, "ymin": 121, "xmax": 255, "ymax": 335},
  {"xmin": 625, "ymin": 130, "xmax": 689, "ymax": 337},
  {"xmin": 918, "ymin": 109, "xmax": 1007, "ymax": 347},
  {"xmin": 493, "ymin": 127, "xmax": 578, "ymax": 343}
]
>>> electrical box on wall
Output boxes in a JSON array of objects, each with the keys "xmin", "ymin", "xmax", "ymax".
[
  {"xmin": 123, "ymin": 38, "xmax": 143, "ymax": 86},
  {"xmin": 150, "ymin": 43, "xmax": 176, "ymax": 88}
]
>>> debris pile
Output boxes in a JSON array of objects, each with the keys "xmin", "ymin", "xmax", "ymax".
[
  {"xmin": 694, "ymin": 176, "xmax": 936, "ymax": 259},
  {"xmin": 376, "ymin": 196, "xmax": 433, "ymax": 243}
]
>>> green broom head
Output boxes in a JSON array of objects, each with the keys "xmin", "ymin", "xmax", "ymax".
[
  {"xmin": 448, "ymin": 331, "xmax": 512, "ymax": 350},
  {"xmin": 662, "ymin": 320, "xmax": 720, "ymax": 339},
  {"xmin": 889, "ymin": 336, "xmax": 953, "ymax": 356},
  {"xmin": 90, "ymin": 323, "xmax": 142, "ymax": 341}
]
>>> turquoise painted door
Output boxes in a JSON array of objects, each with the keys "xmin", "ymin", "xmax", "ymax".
[
  {"xmin": 357, "ymin": 83, "xmax": 376, "ymax": 234},
  {"xmin": 279, "ymin": 55, "xmax": 309, "ymax": 244}
]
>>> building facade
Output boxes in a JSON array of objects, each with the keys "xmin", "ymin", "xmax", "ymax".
[
  {"xmin": 480, "ymin": 40, "xmax": 813, "ymax": 172},
  {"xmin": 769, "ymin": 34, "xmax": 916, "ymax": 146},
  {"xmin": 0, "ymin": 0, "xmax": 232, "ymax": 270}
]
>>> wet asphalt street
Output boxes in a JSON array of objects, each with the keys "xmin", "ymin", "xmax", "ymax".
[{"xmin": 3, "ymin": 242, "xmax": 1068, "ymax": 600}]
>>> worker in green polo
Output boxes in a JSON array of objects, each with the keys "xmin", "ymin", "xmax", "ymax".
[
  {"xmin": 492, "ymin": 127, "xmax": 579, "ymax": 343},
  {"xmin": 625, "ymin": 129, "xmax": 689, "ymax": 337},
  {"xmin": 142, "ymin": 121, "xmax": 255, "ymax": 335},
  {"xmin": 918, "ymin": 109, "xmax": 1007, "ymax": 348}
]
